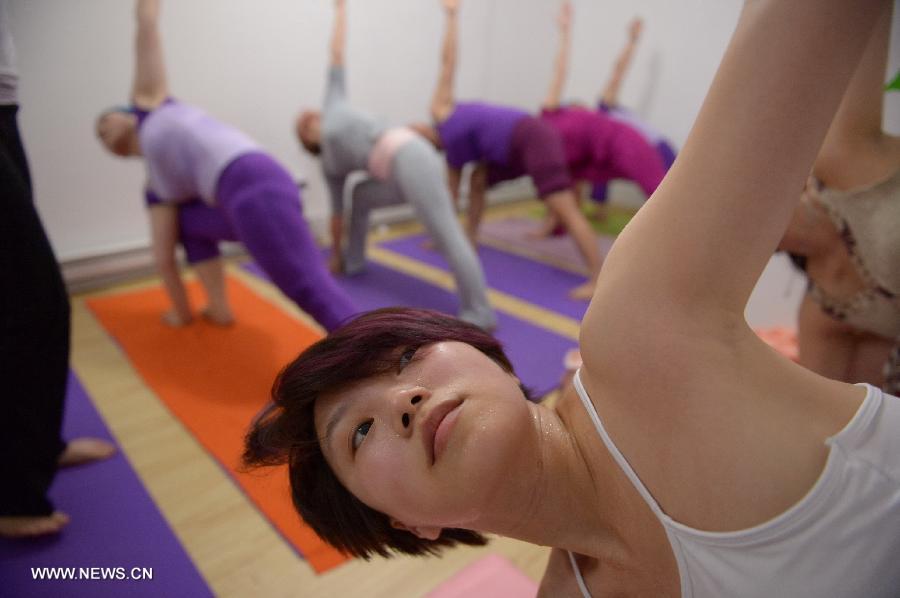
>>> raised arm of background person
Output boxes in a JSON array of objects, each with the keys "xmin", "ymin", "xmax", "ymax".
[
  {"xmin": 599, "ymin": 17, "xmax": 643, "ymax": 107},
  {"xmin": 543, "ymin": 0, "xmax": 572, "ymax": 110},
  {"xmin": 148, "ymin": 204, "xmax": 192, "ymax": 325},
  {"xmin": 581, "ymin": 0, "xmax": 885, "ymax": 374},
  {"xmin": 330, "ymin": 0, "xmax": 346, "ymax": 67},
  {"xmin": 431, "ymin": 0, "xmax": 459, "ymax": 122},
  {"xmin": 816, "ymin": 4, "xmax": 895, "ymax": 181},
  {"xmin": 131, "ymin": 0, "xmax": 168, "ymax": 109}
]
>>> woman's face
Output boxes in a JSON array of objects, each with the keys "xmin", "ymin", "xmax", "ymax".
[
  {"xmin": 96, "ymin": 112, "xmax": 138, "ymax": 157},
  {"xmin": 314, "ymin": 341, "xmax": 534, "ymax": 531}
]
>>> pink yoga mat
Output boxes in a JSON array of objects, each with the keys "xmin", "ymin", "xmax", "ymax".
[{"xmin": 426, "ymin": 554, "xmax": 537, "ymax": 598}]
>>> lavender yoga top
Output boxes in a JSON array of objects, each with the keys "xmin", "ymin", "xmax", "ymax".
[
  {"xmin": 136, "ymin": 99, "xmax": 260, "ymax": 204},
  {"xmin": 436, "ymin": 102, "xmax": 528, "ymax": 170}
]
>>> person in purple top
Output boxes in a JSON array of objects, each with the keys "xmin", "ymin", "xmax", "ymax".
[
  {"xmin": 414, "ymin": 0, "xmax": 603, "ymax": 300},
  {"xmin": 539, "ymin": 1, "xmax": 667, "ymax": 235},
  {"xmin": 95, "ymin": 0, "xmax": 356, "ymax": 333}
]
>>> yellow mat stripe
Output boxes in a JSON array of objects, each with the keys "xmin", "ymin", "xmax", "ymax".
[{"xmin": 366, "ymin": 245, "xmax": 581, "ymax": 341}]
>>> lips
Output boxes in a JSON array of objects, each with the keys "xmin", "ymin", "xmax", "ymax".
[{"xmin": 421, "ymin": 399, "xmax": 464, "ymax": 465}]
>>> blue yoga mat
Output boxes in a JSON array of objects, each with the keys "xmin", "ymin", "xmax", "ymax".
[
  {"xmin": 242, "ymin": 259, "xmax": 575, "ymax": 397},
  {"xmin": 0, "ymin": 372, "xmax": 211, "ymax": 598}
]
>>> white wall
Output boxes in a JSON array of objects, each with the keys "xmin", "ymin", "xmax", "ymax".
[{"xmin": 9, "ymin": 0, "xmax": 900, "ymax": 261}]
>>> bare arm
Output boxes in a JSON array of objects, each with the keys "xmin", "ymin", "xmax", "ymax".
[
  {"xmin": 431, "ymin": 0, "xmax": 459, "ymax": 122},
  {"xmin": 599, "ymin": 17, "xmax": 643, "ymax": 107},
  {"xmin": 148, "ymin": 204, "xmax": 192, "ymax": 325},
  {"xmin": 131, "ymin": 0, "xmax": 169, "ymax": 109},
  {"xmin": 446, "ymin": 165, "xmax": 462, "ymax": 210},
  {"xmin": 330, "ymin": 0, "xmax": 346, "ymax": 67},
  {"xmin": 465, "ymin": 163, "xmax": 488, "ymax": 241},
  {"xmin": 543, "ymin": 1, "xmax": 572, "ymax": 110},
  {"xmin": 583, "ymin": 0, "xmax": 886, "ymax": 357}
]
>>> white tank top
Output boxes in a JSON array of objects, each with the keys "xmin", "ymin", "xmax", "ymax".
[{"xmin": 569, "ymin": 370, "xmax": 900, "ymax": 597}]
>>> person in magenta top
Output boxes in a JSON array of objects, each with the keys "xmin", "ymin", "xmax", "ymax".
[
  {"xmin": 413, "ymin": 0, "xmax": 603, "ymax": 300},
  {"xmin": 541, "ymin": 1, "xmax": 666, "ymax": 225},
  {"xmin": 95, "ymin": 0, "xmax": 356, "ymax": 332}
]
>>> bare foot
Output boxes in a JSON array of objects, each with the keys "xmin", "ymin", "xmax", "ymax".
[
  {"xmin": 202, "ymin": 306, "xmax": 236, "ymax": 327},
  {"xmin": 527, "ymin": 216, "xmax": 566, "ymax": 239},
  {"xmin": 161, "ymin": 310, "xmax": 192, "ymax": 327},
  {"xmin": 568, "ymin": 280, "xmax": 596, "ymax": 300},
  {"xmin": 58, "ymin": 437, "xmax": 116, "ymax": 468},
  {"xmin": 0, "ymin": 511, "xmax": 70, "ymax": 538}
]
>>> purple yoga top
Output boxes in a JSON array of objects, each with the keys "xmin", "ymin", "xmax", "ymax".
[
  {"xmin": 136, "ymin": 99, "xmax": 260, "ymax": 204},
  {"xmin": 436, "ymin": 102, "xmax": 528, "ymax": 169}
]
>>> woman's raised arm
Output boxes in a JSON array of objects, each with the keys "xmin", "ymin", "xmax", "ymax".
[
  {"xmin": 330, "ymin": 0, "xmax": 347, "ymax": 67},
  {"xmin": 430, "ymin": 0, "xmax": 460, "ymax": 122},
  {"xmin": 583, "ymin": 0, "xmax": 886, "ymax": 349},
  {"xmin": 131, "ymin": 0, "xmax": 168, "ymax": 108},
  {"xmin": 599, "ymin": 17, "xmax": 643, "ymax": 107},
  {"xmin": 543, "ymin": 1, "xmax": 572, "ymax": 111}
]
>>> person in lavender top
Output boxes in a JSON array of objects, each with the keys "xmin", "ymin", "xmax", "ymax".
[
  {"xmin": 96, "ymin": 0, "xmax": 356, "ymax": 332},
  {"xmin": 295, "ymin": 0, "xmax": 495, "ymax": 330},
  {"xmin": 412, "ymin": 0, "xmax": 604, "ymax": 300}
]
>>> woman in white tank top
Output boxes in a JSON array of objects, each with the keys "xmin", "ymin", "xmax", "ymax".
[{"xmin": 243, "ymin": 1, "xmax": 900, "ymax": 596}]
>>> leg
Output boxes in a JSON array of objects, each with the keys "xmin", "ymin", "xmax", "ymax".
[
  {"xmin": 177, "ymin": 199, "xmax": 236, "ymax": 325},
  {"xmin": 392, "ymin": 140, "xmax": 496, "ymax": 330},
  {"xmin": 0, "ymin": 106, "xmax": 69, "ymax": 530},
  {"xmin": 345, "ymin": 178, "xmax": 402, "ymax": 275},
  {"xmin": 218, "ymin": 156, "xmax": 357, "ymax": 332}
]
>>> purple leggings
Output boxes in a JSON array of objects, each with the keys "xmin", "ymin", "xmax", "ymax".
[{"xmin": 178, "ymin": 153, "xmax": 357, "ymax": 331}]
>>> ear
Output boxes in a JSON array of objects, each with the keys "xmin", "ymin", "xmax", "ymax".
[{"xmin": 390, "ymin": 518, "xmax": 443, "ymax": 541}]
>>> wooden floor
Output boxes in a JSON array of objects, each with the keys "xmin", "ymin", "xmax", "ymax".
[{"xmin": 69, "ymin": 201, "xmax": 557, "ymax": 597}]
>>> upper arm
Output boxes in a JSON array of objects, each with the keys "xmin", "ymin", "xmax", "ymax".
[
  {"xmin": 583, "ymin": 0, "xmax": 886, "ymax": 343},
  {"xmin": 131, "ymin": 0, "xmax": 168, "ymax": 108}
]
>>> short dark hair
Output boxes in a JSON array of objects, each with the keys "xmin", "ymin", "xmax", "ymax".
[{"xmin": 243, "ymin": 307, "xmax": 529, "ymax": 559}]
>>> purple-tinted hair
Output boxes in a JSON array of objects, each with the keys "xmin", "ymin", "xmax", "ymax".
[{"xmin": 243, "ymin": 307, "xmax": 529, "ymax": 559}]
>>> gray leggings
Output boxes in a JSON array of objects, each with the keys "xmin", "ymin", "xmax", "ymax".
[{"xmin": 345, "ymin": 137, "xmax": 495, "ymax": 329}]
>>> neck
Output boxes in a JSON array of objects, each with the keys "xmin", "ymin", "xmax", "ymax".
[{"xmin": 468, "ymin": 397, "xmax": 631, "ymax": 560}]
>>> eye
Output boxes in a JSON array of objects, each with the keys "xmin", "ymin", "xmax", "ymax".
[
  {"xmin": 398, "ymin": 347, "xmax": 418, "ymax": 371},
  {"xmin": 352, "ymin": 420, "xmax": 372, "ymax": 452}
]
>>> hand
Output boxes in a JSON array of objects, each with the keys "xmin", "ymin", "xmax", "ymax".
[
  {"xmin": 161, "ymin": 309, "xmax": 191, "ymax": 327},
  {"xmin": 628, "ymin": 17, "xmax": 644, "ymax": 40},
  {"xmin": 442, "ymin": 0, "xmax": 459, "ymax": 14},
  {"xmin": 558, "ymin": 1, "xmax": 572, "ymax": 30}
]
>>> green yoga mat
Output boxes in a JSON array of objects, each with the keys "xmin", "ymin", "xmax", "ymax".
[{"xmin": 527, "ymin": 201, "xmax": 637, "ymax": 237}]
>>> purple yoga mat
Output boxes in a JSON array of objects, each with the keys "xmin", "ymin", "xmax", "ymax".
[
  {"xmin": 243, "ymin": 259, "xmax": 575, "ymax": 397},
  {"xmin": 382, "ymin": 234, "xmax": 590, "ymax": 321},
  {"xmin": 0, "ymin": 372, "xmax": 211, "ymax": 598}
]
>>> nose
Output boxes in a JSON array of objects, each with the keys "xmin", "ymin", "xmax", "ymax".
[{"xmin": 390, "ymin": 386, "xmax": 428, "ymax": 436}]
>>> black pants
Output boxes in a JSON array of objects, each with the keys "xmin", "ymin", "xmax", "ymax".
[{"xmin": 0, "ymin": 104, "xmax": 70, "ymax": 516}]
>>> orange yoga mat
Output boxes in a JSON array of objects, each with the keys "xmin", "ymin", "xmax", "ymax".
[{"xmin": 87, "ymin": 276, "xmax": 348, "ymax": 573}]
